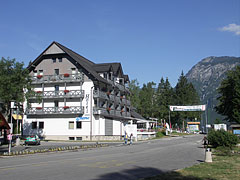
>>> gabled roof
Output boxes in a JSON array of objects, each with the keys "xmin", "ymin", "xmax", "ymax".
[
  {"xmin": 92, "ymin": 63, "xmax": 113, "ymax": 73},
  {"xmin": 27, "ymin": 41, "xmax": 110, "ymax": 85}
]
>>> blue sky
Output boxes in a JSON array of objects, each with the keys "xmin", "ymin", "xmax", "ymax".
[{"xmin": 0, "ymin": 0, "xmax": 239, "ymax": 87}]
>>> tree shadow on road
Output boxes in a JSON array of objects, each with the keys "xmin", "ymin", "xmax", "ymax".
[{"xmin": 93, "ymin": 166, "xmax": 215, "ymax": 180}]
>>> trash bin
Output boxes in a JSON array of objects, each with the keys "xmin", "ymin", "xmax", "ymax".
[{"xmin": 205, "ymin": 148, "xmax": 212, "ymax": 163}]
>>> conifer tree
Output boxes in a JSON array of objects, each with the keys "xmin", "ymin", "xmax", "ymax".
[{"xmin": 216, "ymin": 66, "xmax": 240, "ymax": 123}]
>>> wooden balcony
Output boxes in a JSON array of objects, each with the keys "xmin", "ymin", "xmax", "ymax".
[
  {"xmin": 115, "ymin": 83, "xmax": 125, "ymax": 91},
  {"xmin": 27, "ymin": 106, "xmax": 84, "ymax": 115},
  {"xmin": 31, "ymin": 73, "xmax": 84, "ymax": 84},
  {"xmin": 32, "ymin": 90, "xmax": 84, "ymax": 99},
  {"xmin": 93, "ymin": 107, "xmax": 131, "ymax": 118},
  {"xmin": 93, "ymin": 90, "xmax": 107, "ymax": 99}
]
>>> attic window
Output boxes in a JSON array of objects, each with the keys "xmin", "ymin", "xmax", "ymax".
[
  {"xmin": 119, "ymin": 78, "xmax": 124, "ymax": 85},
  {"xmin": 52, "ymin": 58, "xmax": 56, "ymax": 63},
  {"xmin": 104, "ymin": 72, "xmax": 107, "ymax": 79},
  {"xmin": 109, "ymin": 72, "xmax": 112, "ymax": 80},
  {"xmin": 58, "ymin": 58, "xmax": 62, "ymax": 62}
]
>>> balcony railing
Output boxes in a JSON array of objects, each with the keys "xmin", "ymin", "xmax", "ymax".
[
  {"xmin": 115, "ymin": 83, "xmax": 125, "ymax": 91},
  {"xmin": 27, "ymin": 106, "xmax": 84, "ymax": 115},
  {"xmin": 32, "ymin": 90, "xmax": 84, "ymax": 99},
  {"xmin": 31, "ymin": 73, "xmax": 84, "ymax": 84},
  {"xmin": 93, "ymin": 90, "xmax": 107, "ymax": 99},
  {"xmin": 93, "ymin": 107, "xmax": 130, "ymax": 117}
]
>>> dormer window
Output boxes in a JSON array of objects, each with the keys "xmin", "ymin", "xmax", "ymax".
[
  {"xmin": 109, "ymin": 72, "xmax": 112, "ymax": 80},
  {"xmin": 119, "ymin": 78, "xmax": 124, "ymax": 85},
  {"xmin": 104, "ymin": 72, "xmax": 107, "ymax": 79}
]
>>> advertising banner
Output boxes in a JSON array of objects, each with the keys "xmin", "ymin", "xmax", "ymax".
[{"xmin": 169, "ymin": 105, "xmax": 206, "ymax": 112}]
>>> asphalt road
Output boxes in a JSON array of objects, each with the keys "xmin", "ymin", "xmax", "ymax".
[{"xmin": 0, "ymin": 134, "xmax": 205, "ymax": 180}]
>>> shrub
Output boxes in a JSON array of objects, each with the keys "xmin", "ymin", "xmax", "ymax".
[
  {"xmin": 156, "ymin": 130, "xmax": 166, "ymax": 138},
  {"xmin": 207, "ymin": 129, "xmax": 239, "ymax": 148}
]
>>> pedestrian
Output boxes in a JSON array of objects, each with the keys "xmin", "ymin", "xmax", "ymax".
[
  {"xmin": 202, "ymin": 136, "xmax": 208, "ymax": 148},
  {"xmin": 129, "ymin": 133, "xmax": 133, "ymax": 145},
  {"xmin": 124, "ymin": 132, "xmax": 128, "ymax": 145}
]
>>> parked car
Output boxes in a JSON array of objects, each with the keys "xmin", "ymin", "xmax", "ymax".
[{"xmin": 25, "ymin": 135, "xmax": 41, "ymax": 145}]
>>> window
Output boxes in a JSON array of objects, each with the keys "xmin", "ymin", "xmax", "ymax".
[
  {"xmin": 33, "ymin": 70, "xmax": 37, "ymax": 76},
  {"xmin": 54, "ymin": 69, "xmax": 59, "ymax": 75},
  {"xmin": 52, "ymin": 58, "xmax": 56, "ymax": 63},
  {"xmin": 58, "ymin": 58, "xmax": 62, "ymax": 62},
  {"xmin": 76, "ymin": 121, "xmax": 82, "ymax": 129},
  {"xmin": 39, "ymin": 122, "xmax": 44, "ymax": 129},
  {"xmin": 69, "ymin": 121, "xmax": 74, "ymax": 129},
  {"xmin": 69, "ymin": 137, "xmax": 75, "ymax": 140},
  {"xmin": 119, "ymin": 78, "xmax": 123, "ymax": 85},
  {"xmin": 39, "ymin": 70, "xmax": 43, "ymax": 75},
  {"xmin": 32, "ymin": 122, "xmax": 37, "ymax": 129},
  {"xmin": 104, "ymin": 72, "xmax": 107, "ymax": 79},
  {"xmin": 71, "ymin": 68, "xmax": 76, "ymax": 74},
  {"xmin": 76, "ymin": 137, "xmax": 82, "ymax": 140}
]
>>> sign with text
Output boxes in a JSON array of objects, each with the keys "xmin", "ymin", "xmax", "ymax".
[
  {"xmin": 76, "ymin": 117, "xmax": 90, "ymax": 121},
  {"xmin": 169, "ymin": 105, "xmax": 206, "ymax": 112}
]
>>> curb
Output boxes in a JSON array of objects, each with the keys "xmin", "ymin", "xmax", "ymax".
[{"xmin": 1, "ymin": 144, "xmax": 108, "ymax": 156}]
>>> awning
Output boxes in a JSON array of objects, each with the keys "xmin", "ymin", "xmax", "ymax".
[
  {"xmin": 0, "ymin": 113, "xmax": 10, "ymax": 129},
  {"xmin": 12, "ymin": 114, "xmax": 22, "ymax": 120}
]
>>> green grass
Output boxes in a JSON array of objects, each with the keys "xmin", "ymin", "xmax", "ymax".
[{"xmin": 144, "ymin": 146, "xmax": 240, "ymax": 180}]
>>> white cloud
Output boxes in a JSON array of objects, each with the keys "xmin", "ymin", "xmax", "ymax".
[{"xmin": 219, "ymin": 23, "xmax": 240, "ymax": 35}]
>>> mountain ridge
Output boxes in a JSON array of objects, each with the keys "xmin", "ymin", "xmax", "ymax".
[{"xmin": 186, "ymin": 56, "xmax": 240, "ymax": 123}]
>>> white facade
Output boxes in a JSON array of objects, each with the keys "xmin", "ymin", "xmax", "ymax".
[{"xmin": 23, "ymin": 42, "xmax": 131, "ymax": 141}]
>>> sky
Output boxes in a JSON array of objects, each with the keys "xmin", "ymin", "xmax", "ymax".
[{"xmin": 0, "ymin": 0, "xmax": 239, "ymax": 87}]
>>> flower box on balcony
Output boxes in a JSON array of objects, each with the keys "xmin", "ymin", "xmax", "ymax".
[
  {"xmin": 64, "ymin": 73, "xmax": 70, "ymax": 77},
  {"xmin": 37, "ymin": 75, "xmax": 43, "ymax": 79},
  {"xmin": 63, "ymin": 106, "xmax": 70, "ymax": 109},
  {"xmin": 64, "ymin": 90, "xmax": 70, "ymax": 93},
  {"xmin": 36, "ymin": 107, "xmax": 42, "ymax": 110},
  {"xmin": 107, "ymin": 107, "xmax": 111, "ymax": 111},
  {"xmin": 36, "ymin": 91, "xmax": 42, "ymax": 93}
]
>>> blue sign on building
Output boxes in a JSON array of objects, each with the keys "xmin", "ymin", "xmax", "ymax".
[{"xmin": 76, "ymin": 117, "xmax": 90, "ymax": 121}]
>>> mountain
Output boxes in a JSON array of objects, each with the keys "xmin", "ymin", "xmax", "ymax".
[{"xmin": 186, "ymin": 56, "xmax": 240, "ymax": 123}]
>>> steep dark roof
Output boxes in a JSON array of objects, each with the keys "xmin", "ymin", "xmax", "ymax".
[
  {"xmin": 92, "ymin": 64, "xmax": 113, "ymax": 73},
  {"xmin": 27, "ymin": 41, "xmax": 110, "ymax": 85},
  {"xmin": 54, "ymin": 42, "xmax": 111, "ymax": 84},
  {"xmin": 27, "ymin": 41, "xmax": 130, "ymax": 86}
]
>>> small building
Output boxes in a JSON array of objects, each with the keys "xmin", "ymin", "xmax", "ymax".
[{"xmin": 230, "ymin": 124, "xmax": 240, "ymax": 135}]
